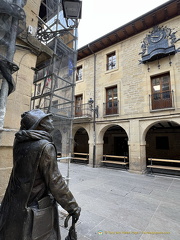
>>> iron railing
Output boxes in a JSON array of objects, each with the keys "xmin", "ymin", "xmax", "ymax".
[
  {"xmin": 74, "ymin": 103, "xmax": 92, "ymax": 118},
  {"xmin": 103, "ymin": 100, "xmax": 119, "ymax": 116},
  {"xmin": 149, "ymin": 90, "xmax": 174, "ymax": 111}
]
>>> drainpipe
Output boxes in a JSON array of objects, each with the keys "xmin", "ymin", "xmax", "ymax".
[{"xmin": 88, "ymin": 44, "xmax": 96, "ymax": 168}]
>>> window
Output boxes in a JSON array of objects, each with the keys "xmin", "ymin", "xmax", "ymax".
[
  {"xmin": 76, "ymin": 65, "xmax": 82, "ymax": 81},
  {"xmin": 151, "ymin": 73, "xmax": 172, "ymax": 110},
  {"xmin": 75, "ymin": 94, "xmax": 83, "ymax": 116},
  {"xmin": 107, "ymin": 52, "xmax": 116, "ymax": 70},
  {"xmin": 105, "ymin": 86, "xmax": 118, "ymax": 115},
  {"xmin": 156, "ymin": 136, "xmax": 169, "ymax": 150}
]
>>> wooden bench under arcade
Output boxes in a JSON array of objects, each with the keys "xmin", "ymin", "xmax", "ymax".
[
  {"xmin": 101, "ymin": 155, "xmax": 128, "ymax": 170},
  {"xmin": 147, "ymin": 158, "xmax": 180, "ymax": 174},
  {"xmin": 72, "ymin": 152, "xmax": 89, "ymax": 164}
]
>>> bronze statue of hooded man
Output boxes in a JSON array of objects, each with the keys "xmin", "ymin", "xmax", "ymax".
[{"xmin": 0, "ymin": 109, "xmax": 81, "ymax": 240}]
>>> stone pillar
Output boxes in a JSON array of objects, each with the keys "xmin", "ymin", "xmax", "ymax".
[
  {"xmin": 140, "ymin": 142, "xmax": 147, "ymax": 173},
  {"xmin": 128, "ymin": 119, "xmax": 146, "ymax": 174},
  {"xmin": 88, "ymin": 141, "xmax": 103, "ymax": 167},
  {"xmin": 96, "ymin": 141, "xmax": 104, "ymax": 167},
  {"xmin": 88, "ymin": 141, "xmax": 93, "ymax": 167}
]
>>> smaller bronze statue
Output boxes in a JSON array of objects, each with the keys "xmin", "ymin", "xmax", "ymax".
[{"xmin": 0, "ymin": 109, "xmax": 81, "ymax": 240}]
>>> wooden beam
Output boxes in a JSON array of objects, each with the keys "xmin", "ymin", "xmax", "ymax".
[
  {"xmin": 132, "ymin": 23, "xmax": 138, "ymax": 34},
  {"xmin": 152, "ymin": 13, "xmax": 158, "ymax": 25},
  {"xmin": 141, "ymin": 18, "xmax": 148, "ymax": 29},
  {"xmin": 114, "ymin": 33, "xmax": 121, "ymax": 41},
  {"xmin": 107, "ymin": 37, "xmax": 113, "ymax": 44},
  {"xmin": 92, "ymin": 43, "xmax": 99, "ymax": 51},
  {"xmin": 99, "ymin": 40, "xmax": 106, "ymax": 48},
  {"xmin": 177, "ymin": 0, "xmax": 180, "ymax": 15},
  {"xmin": 168, "ymin": 122, "xmax": 173, "ymax": 128},
  {"xmin": 123, "ymin": 28, "xmax": 129, "ymax": 37},
  {"xmin": 164, "ymin": 7, "xmax": 168, "ymax": 20},
  {"xmin": 158, "ymin": 123, "xmax": 165, "ymax": 128}
]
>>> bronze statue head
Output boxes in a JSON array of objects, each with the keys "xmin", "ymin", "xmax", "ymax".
[{"xmin": 20, "ymin": 109, "xmax": 53, "ymax": 132}]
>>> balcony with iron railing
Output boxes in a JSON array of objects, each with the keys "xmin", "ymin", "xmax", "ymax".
[
  {"xmin": 103, "ymin": 100, "xmax": 119, "ymax": 116},
  {"xmin": 74, "ymin": 103, "xmax": 92, "ymax": 122},
  {"xmin": 149, "ymin": 90, "xmax": 175, "ymax": 111}
]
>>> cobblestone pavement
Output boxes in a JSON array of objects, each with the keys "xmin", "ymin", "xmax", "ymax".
[{"xmin": 58, "ymin": 162, "xmax": 180, "ymax": 240}]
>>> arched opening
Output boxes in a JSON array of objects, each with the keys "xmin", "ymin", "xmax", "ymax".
[
  {"xmin": 73, "ymin": 128, "xmax": 89, "ymax": 164},
  {"xmin": 52, "ymin": 129, "xmax": 62, "ymax": 156},
  {"xmin": 146, "ymin": 121, "xmax": 180, "ymax": 175},
  {"xmin": 102, "ymin": 125, "xmax": 129, "ymax": 169}
]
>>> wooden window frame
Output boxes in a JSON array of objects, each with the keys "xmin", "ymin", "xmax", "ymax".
[
  {"xmin": 106, "ymin": 51, "xmax": 116, "ymax": 71},
  {"xmin": 76, "ymin": 65, "xmax": 83, "ymax": 81},
  {"xmin": 151, "ymin": 73, "xmax": 172, "ymax": 110},
  {"xmin": 105, "ymin": 86, "xmax": 118, "ymax": 115}
]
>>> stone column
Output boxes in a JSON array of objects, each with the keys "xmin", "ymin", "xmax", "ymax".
[
  {"xmin": 88, "ymin": 140, "xmax": 103, "ymax": 167},
  {"xmin": 128, "ymin": 119, "xmax": 146, "ymax": 174},
  {"xmin": 88, "ymin": 141, "xmax": 94, "ymax": 167},
  {"xmin": 95, "ymin": 141, "xmax": 104, "ymax": 167},
  {"xmin": 140, "ymin": 142, "xmax": 147, "ymax": 173}
]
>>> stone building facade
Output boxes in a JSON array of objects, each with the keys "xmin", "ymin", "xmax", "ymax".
[{"xmin": 73, "ymin": 0, "xmax": 180, "ymax": 174}]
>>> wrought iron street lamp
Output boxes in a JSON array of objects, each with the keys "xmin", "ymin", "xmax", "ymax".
[
  {"xmin": 88, "ymin": 98, "xmax": 98, "ymax": 168},
  {"xmin": 88, "ymin": 98, "xmax": 98, "ymax": 118},
  {"xmin": 62, "ymin": 0, "xmax": 82, "ymax": 27},
  {"xmin": 62, "ymin": 0, "xmax": 82, "ymax": 19}
]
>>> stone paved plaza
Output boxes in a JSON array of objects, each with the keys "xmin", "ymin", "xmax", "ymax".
[{"xmin": 58, "ymin": 162, "xmax": 180, "ymax": 240}]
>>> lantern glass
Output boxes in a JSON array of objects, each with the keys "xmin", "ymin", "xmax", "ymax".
[{"xmin": 62, "ymin": 0, "xmax": 82, "ymax": 19}]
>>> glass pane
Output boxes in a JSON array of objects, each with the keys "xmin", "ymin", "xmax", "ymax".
[
  {"xmin": 113, "ymin": 101, "xmax": 118, "ymax": 107},
  {"xmin": 153, "ymin": 93, "xmax": 161, "ymax": 100},
  {"xmin": 162, "ymin": 83, "xmax": 169, "ymax": 91},
  {"xmin": 107, "ymin": 52, "xmax": 116, "ymax": 70},
  {"xmin": 113, "ymin": 88, "xmax": 117, "ymax": 94},
  {"xmin": 76, "ymin": 66, "xmax": 82, "ymax": 81},
  {"xmin": 152, "ymin": 78, "xmax": 160, "ymax": 86},
  {"xmin": 108, "ymin": 102, "xmax": 112, "ymax": 108},
  {"xmin": 108, "ymin": 89, "xmax": 112, "ymax": 97},
  {"xmin": 162, "ymin": 75, "xmax": 169, "ymax": 83},
  {"xmin": 162, "ymin": 92, "xmax": 170, "ymax": 99},
  {"xmin": 153, "ymin": 85, "xmax": 160, "ymax": 92}
]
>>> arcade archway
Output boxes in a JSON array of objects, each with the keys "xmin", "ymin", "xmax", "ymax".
[
  {"xmin": 103, "ymin": 125, "xmax": 129, "ymax": 156},
  {"xmin": 73, "ymin": 128, "xmax": 89, "ymax": 164},
  {"xmin": 74, "ymin": 128, "xmax": 89, "ymax": 153},
  {"xmin": 145, "ymin": 121, "xmax": 180, "ymax": 174}
]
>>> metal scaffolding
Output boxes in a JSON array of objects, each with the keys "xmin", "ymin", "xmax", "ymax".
[{"xmin": 31, "ymin": 0, "xmax": 79, "ymax": 157}]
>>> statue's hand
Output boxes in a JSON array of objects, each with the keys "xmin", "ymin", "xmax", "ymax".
[{"xmin": 70, "ymin": 206, "xmax": 81, "ymax": 223}]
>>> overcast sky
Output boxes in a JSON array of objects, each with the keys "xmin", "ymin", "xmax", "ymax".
[{"xmin": 77, "ymin": 0, "xmax": 168, "ymax": 48}]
